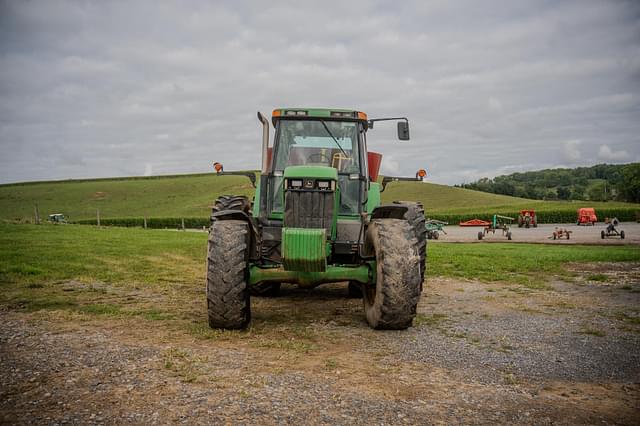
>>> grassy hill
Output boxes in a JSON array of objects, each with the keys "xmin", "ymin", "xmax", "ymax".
[{"xmin": 0, "ymin": 172, "xmax": 637, "ymax": 223}]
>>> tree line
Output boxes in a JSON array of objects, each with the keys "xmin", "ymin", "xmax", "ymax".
[{"xmin": 457, "ymin": 163, "xmax": 640, "ymax": 203}]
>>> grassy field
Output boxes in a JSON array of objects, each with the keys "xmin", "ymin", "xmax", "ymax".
[
  {"xmin": 1, "ymin": 223, "xmax": 638, "ymax": 316},
  {"xmin": 0, "ymin": 173, "xmax": 637, "ymax": 222}
]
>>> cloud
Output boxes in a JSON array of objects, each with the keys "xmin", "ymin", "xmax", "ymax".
[
  {"xmin": 488, "ymin": 97, "xmax": 503, "ymax": 113},
  {"xmin": 0, "ymin": 0, "xmax": 639, "ymax": 185},
  {"xmin": 381, "ymin": 156, "xmax": 400, "ymax": 175},
  {"xmin": 597, "ymin": 144, "xmax": 629, "ymax": 162},
  {"xmin": 562, "ymin": 140, "xmax": 582, "ymax": 163}
]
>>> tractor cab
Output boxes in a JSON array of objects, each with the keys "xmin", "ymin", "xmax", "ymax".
[{"xmin": 268, "ymin": 110, "xmax": 367, "ymax": 217}]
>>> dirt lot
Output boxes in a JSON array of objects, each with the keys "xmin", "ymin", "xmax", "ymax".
[
  {"xmin": 435, "ymin": 222, "xmax": 640, "ymax": 245},
  {"xmin": 1, "ymin": 263, "xmax": 639, "ymax": 425}
]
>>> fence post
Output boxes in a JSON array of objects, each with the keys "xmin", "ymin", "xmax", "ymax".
[
  {"xmin": 97, "ymin": 209, "xmax": 100, "ymax": 227},
  {"xmin": 143, "ymin": 216, "xmax": 147, "ymax": 229},
  {"xmin": 181, "ymin": 218, "xmax": 185, "ymax": 231},
  {"xmin": 34, "ymin": 203, "xmax": 40, "ymax": 225}
]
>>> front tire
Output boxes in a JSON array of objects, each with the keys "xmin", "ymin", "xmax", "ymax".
[
  {"xmin": 363, "ymin": 219, "xmax": 421, "ymax": 330},
  {"xmin": 206, "ymin": 220, "xmax": 251, "ymax": 329}
]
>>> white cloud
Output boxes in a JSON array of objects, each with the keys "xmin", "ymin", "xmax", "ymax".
[
  {"xmin": 562, "ymin": 140, "xmax": 582, "ymax": 163},
  {"xmin": 381, "ymin": 156, "xmax": 400, "ymax": 175},
  {"xmin": 0, "ymin": 0, "xmax": 639, "ymax": 184},
  {"xmin": 488, "ymin": 97, "xmax": 503, "ymax": 113},
  {"xmin": 597, "ymin": 144, "xmax": 629, "ymax": 162}
]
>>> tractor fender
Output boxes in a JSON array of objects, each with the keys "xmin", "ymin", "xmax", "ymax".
[
  {"xmin": 370, "ymin": 205, "xmax": 409, "ymax": 220},
  {"xmin": 211, "ymin": 210, "xmax": 259, "ymax": 260}
]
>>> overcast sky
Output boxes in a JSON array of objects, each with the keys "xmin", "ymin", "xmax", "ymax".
[{"xmin": 1, "ymin": 0, "xmax": 639, "ymax": 185}]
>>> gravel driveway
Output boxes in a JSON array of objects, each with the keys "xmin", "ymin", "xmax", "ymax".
[{"xmin": 1, "ymin": 264, "xmax": 639, "ymax": 424}]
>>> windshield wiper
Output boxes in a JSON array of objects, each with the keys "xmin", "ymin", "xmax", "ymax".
[{"xmin": 320, "ymin": 120, "xmax": 349, "ymax": 159}]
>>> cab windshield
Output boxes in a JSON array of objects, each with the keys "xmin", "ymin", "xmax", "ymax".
[
  {"xmin": 273, "ymin": 120, "xmax": 360, "ymax": 173},
  {"xmin": 271, "ymin": 119, "xmax": 364, "ymax": 215}
]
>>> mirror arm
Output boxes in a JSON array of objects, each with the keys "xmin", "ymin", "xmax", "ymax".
[
  {"xmin": 380, "ymin": 175, "xmax": 422, "ymax": 192},
  {"xmin": 367, "ymin": 117, "xmax": 408, "ymax": 129}
]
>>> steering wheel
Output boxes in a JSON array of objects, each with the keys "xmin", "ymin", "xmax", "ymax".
[{"xmin": 306, "ymin": 153, "xmax": 331, "ymax": 163}]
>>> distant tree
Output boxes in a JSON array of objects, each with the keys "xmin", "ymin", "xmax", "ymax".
[
  {"xmin": 557, "ymin": 186, "xmax": 571, "ymax": 200},
  {"xmin": 524, "ymin": 184, "xmax": 542, "ymax": 200},
  {"xmin": 587, "ymin": 181, "xmax": 608, "ymax": 201},
  {"xmin": 620, "ymin": 163, "xmax": 640, "ymax": 203},
  {"xmin": 571, "ymin": 185, "xmax": 586, "ymax": 200},
  {"xmin": 492, "ymin": 179, "xmax": 516, "ymax": 196}
]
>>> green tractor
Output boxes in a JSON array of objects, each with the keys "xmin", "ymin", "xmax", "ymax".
[{"xmin": 207, "ymin": 108, "xmax": 426, "ymax": 330}]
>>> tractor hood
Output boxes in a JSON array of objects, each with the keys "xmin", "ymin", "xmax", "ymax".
[{"xmin": 283, "ymin": 165, "xmax": 338, "ymax": 180}]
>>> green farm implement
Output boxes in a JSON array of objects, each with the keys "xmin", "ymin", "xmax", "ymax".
[
  {"xmin": 425, "ymin": 219, "xmax": 447, "ymax": 239},
  {"xmin": 207, "ymin": 108, "xmax": 426, "ymax": 330},
  {"xmin": 477, "ymin": 214, "xmax": 514, "ymax": 240}
]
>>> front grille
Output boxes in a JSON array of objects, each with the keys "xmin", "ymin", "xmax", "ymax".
[{"xmin": 284, "ymin": 190, "xmax": 334, "ymax": 235}]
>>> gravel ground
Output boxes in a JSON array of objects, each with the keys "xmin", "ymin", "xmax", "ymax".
[
  {"xmin": 1, "ymin": 264, "xmax": 639, "ymax": 424},
  {"xmin": 432, "ymin": 222, "xmax": 640, "ymax": 244}
]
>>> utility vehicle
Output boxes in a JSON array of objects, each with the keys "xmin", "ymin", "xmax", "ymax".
[{"xmin": 207, "ymin": 108, "xmax": 426, "ymax": 330}]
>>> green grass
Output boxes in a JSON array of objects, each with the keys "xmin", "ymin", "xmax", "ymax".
[
  {"xmin": 426, "ymin": 243, "xmax": 640, "ymax": 288},
  {"xmin": 0, "ymin": 223, "xmax": 638, "ymax": 319},
  {"xmin": 0, "ymin": 223, "xmax": 205, "ymax": 285},
  {"xmin": 1, "ymin": 173, "xmax": 636, "ymax": 221},
  {"xmin": 0, "ymin": 173, "xmax": 255, "ymax": 221}
]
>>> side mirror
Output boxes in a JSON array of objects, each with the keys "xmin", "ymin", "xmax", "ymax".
[{"xmin": 397, "ymin": 121, "xmax": 410, "ymax": 140}]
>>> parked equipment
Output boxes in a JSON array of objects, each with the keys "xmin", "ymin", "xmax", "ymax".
[
  {"xmin": 48, "ymin": 213, "xmax": 67, "ymax": 223},
  {"xmin": 601, "ymin": 217, "xmax": 625, "ymax": 239},
  {"xmin": 478, "ymin": 215, "xmax": 514, "ymax": 240},
  {"xmin": 550, "ymin": 227, "xmax": 572, "ymax": 240},
  {"xmin": 207, "ymin": 108, "xmax": 425, "ymax": 330},
  {"xmin": 459, "ymin": 219, "xmax": 491, "ymax": 227},
  {"xmin": 425, "ymin": 219, "xmax": 448, "ymax": 240},
  {"xmin": 517, "ymin": 210, "xmax": 537, "ymax": 228},
  {"xmin": 577, "ymin": 208, "xmax": 597, "ymax": 226}
]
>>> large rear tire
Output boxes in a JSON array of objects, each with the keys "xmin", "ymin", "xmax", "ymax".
[
  {"xmin": 363, "ymin": 219, "xmax": 421, "ymax": 330},
  {"xmin": 394, "ymin": 202, "xmax": 427, "ymax": 283},
  {"xmin": 210, "ymin": 195, "xmax": 251, "ymax": 224},
  {"xmin": 206, "ymin": 220, "xmax": 251, "ymax": 329}
]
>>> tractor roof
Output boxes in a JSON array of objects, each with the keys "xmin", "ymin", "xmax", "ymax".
[{"xmin": 272, "ymin": 108, "xmax": 367, "ymax": 125}]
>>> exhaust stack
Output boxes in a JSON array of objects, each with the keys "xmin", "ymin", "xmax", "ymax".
[{"xmin": 257, "ymin": 112, "xmax": 270, "ymax": 174}]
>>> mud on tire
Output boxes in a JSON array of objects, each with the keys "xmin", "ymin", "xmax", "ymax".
[
  {"xmin": 394, "ymin": 201, "xmax": 427, "ymax": 283},
  {"xmin": 363, "ymin": 219, "xmax": 421, "ymax": 330},
  {"xmin": 206, "ymin": 220, "xmax": 251, "ymax": 329}
]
